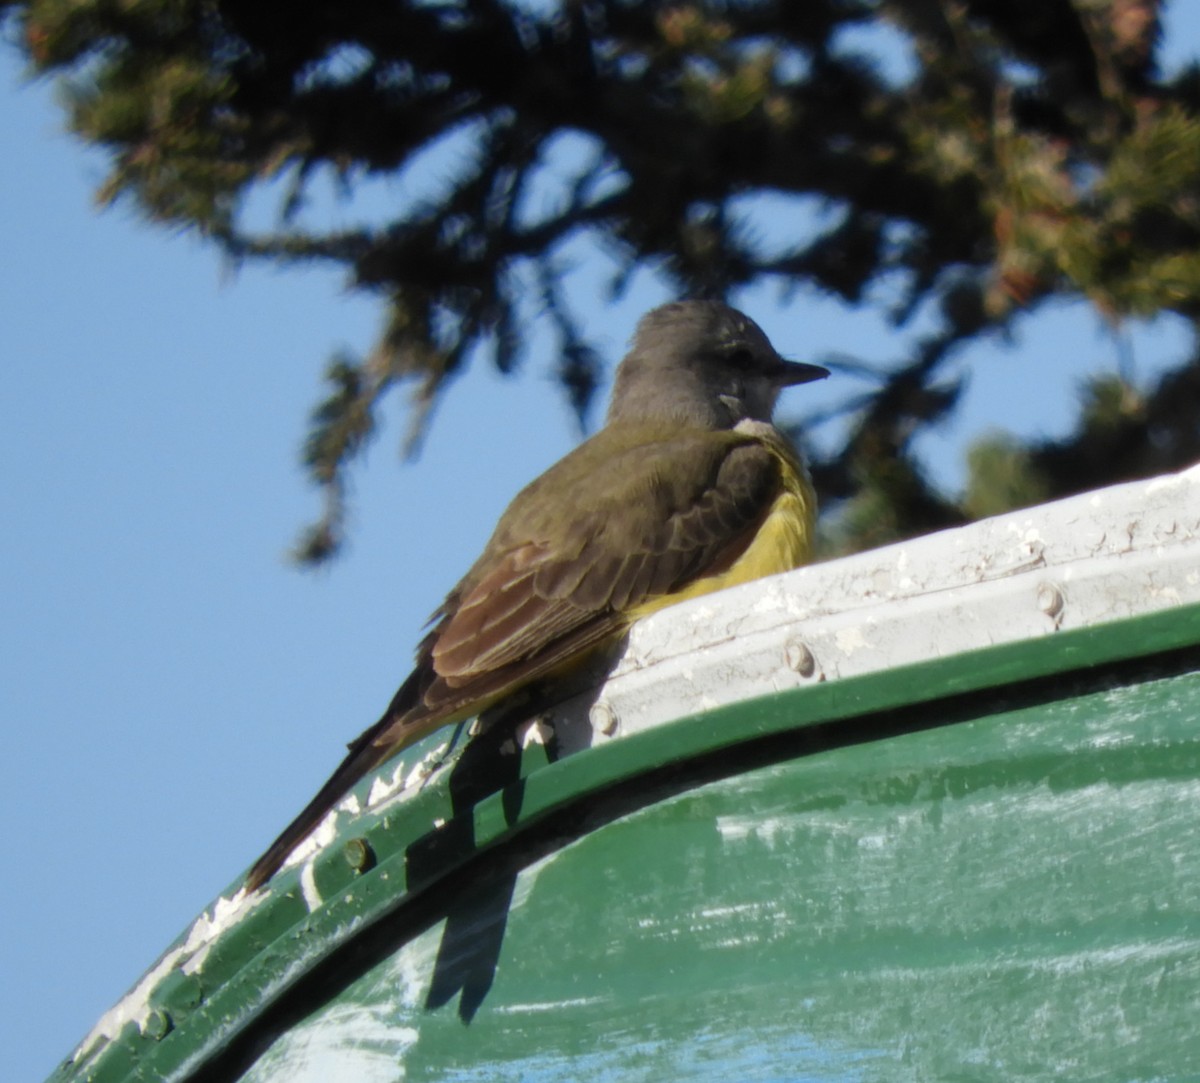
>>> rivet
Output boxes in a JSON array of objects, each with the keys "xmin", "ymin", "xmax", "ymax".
[
  {"xmin": 1037, "ymin": 582, "xmax": 1065, "ymax": 619},
  {"xmin": 343, "ymin": 837, "xmax": 375, "ymax": 874},
  {"xmin": 590, "ymin": 700, "xmax": 619, "ymax": 736},
  {"xmin": 144, "ymin": 1009, "xmax": 173, "ymax": 1041},
  {"xmin": 785, "ymin": 640, "xmax": 817, "ymax": 678}
]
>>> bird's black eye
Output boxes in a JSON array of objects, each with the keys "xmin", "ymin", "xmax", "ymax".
[{"xmin": 728, "ymin": 347, "xmax": 755, "ymax": 367}]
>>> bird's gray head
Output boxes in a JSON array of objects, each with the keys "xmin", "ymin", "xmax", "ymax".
[{"xmin": 606, "ymin": 300, "xmax": 828, "ymax": 429}]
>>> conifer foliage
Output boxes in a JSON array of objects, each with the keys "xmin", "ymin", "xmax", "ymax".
[{"xmin": 5, "ymin": 0, "xmax": 1197, "ymax": 558}]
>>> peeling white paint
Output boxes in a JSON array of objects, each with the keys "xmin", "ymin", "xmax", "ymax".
[
  {"xmin": 243, "ymin": 1003, "xmax": 419, "ymax": 1083},
  {"xmin": 496, "ymin": 996, "xmax": 608, "ymax": 1014},
  {"xmin": 835, "ymin": 625, "xmax": 872, "ymax": 655},
  {"xmin": 519, "ymin": 716, "xmax": 554, "ymax": 748},
  {"xmin": 366, "ymin": 761, "xmax": 406, "ymax": 807},
  {"xmin": 269, "ymin": 793, "xmax": 364, "ymax": 884},
  {"xmin": 75, "ymin": 886, "xmax": 266, "ymax": 1065},
  {"xmin": 399, "ymin": 740, "xmax": 452, "ymax": 793},
  {"xmin": 715, "ymin": 814, "xmax": 808, "ymax": 848},
  {"xmin": 698, "ymin": 902, "xmax": 771, "ymax": 920},
  {"xmin": 300, "ymin": 860, "xmax": 322, "ymax": 912}
]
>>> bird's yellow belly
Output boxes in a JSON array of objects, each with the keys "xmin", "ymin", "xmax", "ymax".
[{"xmin": 628, "ymin": 484, "xmax": 814, "ymax": 622}]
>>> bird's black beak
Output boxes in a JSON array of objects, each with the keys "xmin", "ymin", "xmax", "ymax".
[{"xmin": 773, "ymin": 357, "xmax": 831, "ymax": 386}]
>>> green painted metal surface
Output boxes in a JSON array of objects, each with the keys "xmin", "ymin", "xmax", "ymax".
[
  {"xmin": 49, "ymin": 602, "xmax": 1200, "ymax": 1082},
  {"xmin": 243, "ymin": 663, "xmax": 1200, "ymax": 1082}
]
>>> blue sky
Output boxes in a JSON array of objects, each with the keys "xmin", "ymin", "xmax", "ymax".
[{"xmin": 4, "ymin": 11, "xmax": 1200, "ymax": 1080}]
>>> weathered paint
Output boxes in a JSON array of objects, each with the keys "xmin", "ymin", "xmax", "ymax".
[
  {"xmin": 241, "ymin": 666, "xmax": 1200, "ymax": 1082},
  {"xmin": 47, "ymin": 464, "xmax": 1200, "ymax": 1082},
  {"xmin": 549, "ymin": 462, "xmax": 1200, "ymax": 752}
]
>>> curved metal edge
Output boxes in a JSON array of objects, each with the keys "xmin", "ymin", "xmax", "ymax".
[
  {"xmin": 58, "ymin": 602, "xmax": 1200, "ymax": 1083},
  {"xmin": 49, "ymin": 464, "xmax": 1200, "ymax": 1082}
]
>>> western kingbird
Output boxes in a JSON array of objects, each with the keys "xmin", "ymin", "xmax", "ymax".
[{"xmin": 245, "ymin": 300, "xmax": 828, "ymax": 890}]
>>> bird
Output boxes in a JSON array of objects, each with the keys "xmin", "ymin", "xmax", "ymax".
[{"xmin": 244, "ymin": 299, "xmax": 828, "ymax": 890}]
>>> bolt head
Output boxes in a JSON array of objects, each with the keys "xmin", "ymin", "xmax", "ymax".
[
  {"xmin": 343, "ymin": 837, "xmax": 375, "ymax": 873},
  {"xmin": 1037, "ymin": 582, "xmax": 1065, "ymax": 618},
  {"xmin": 589, "ymin": 700, "xmax": 619, "ymax": 736},
  {"xmin": 785, "ymin": 640, "xmax": 817, "ymax": 678}
]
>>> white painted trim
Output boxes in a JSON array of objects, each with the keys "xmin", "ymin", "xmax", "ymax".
[{"xmin": 549, "ymin": 462, "xmax": 1200, "ymax": 751}]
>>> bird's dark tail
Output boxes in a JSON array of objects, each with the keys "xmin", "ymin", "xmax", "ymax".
[
  {"xmin": 243, "ymin": 670, "xmax": 433, "ymax": 891},
  {"xmin": 242, "ymin": 722, "xmax": 397, "ymax": 892}
]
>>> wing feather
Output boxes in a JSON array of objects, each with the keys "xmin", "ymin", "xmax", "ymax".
[
  {"xmin": 418, "ymin": 434, "xmax": 780, "ymax": 694},
  {"xmin": 244, "ymin": 428, "xmax": 789, "ymax": 890}
]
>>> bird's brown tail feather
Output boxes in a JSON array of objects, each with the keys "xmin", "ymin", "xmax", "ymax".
[
  {"xmin": 242, "ymin": 720, "xmax": 399, "ymax": 891},
  {"xmin": 243, "ymin": 666, "xmax": 435, "ymax": 891}
]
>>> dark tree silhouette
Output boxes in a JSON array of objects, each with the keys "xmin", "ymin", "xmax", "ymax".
[{"xmin": 4, "ymin": 0, "xmax": 1197, "ymax": 558}]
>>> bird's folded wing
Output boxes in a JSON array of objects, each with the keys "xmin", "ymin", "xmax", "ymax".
[{"xmin": 424, "ymin": 434, "xmax": 781, "ymax": 694}]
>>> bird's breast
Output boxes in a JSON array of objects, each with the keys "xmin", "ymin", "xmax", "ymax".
[{"xmin": 628, "ymin": 449, "xmax": 816, "ymax": 621}]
